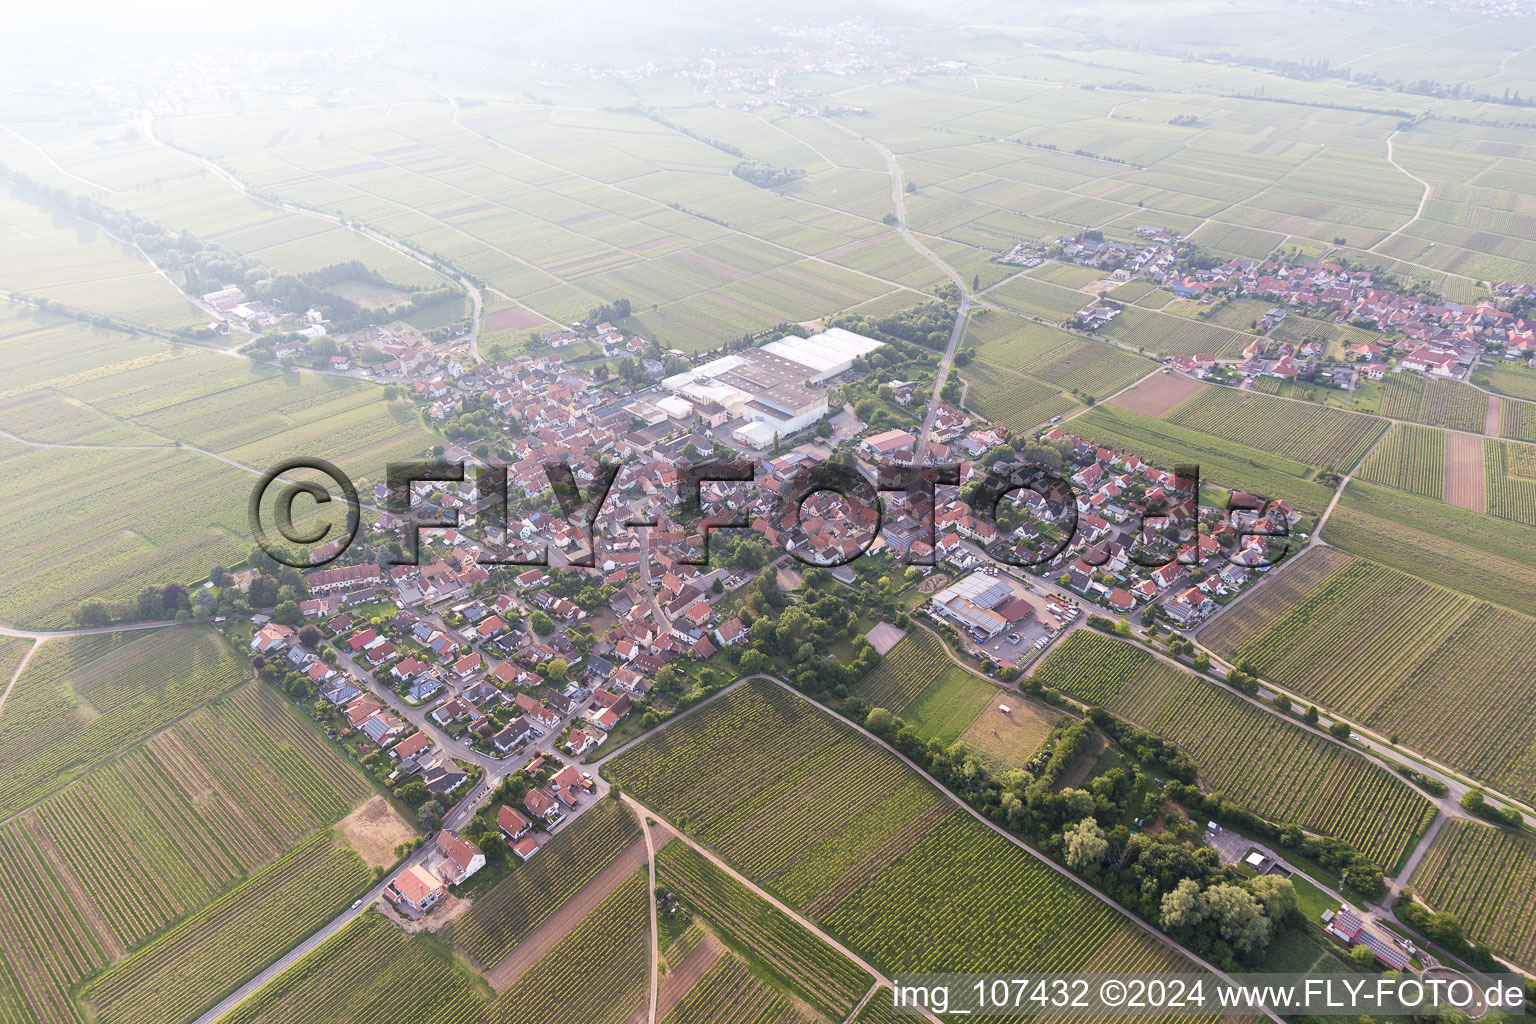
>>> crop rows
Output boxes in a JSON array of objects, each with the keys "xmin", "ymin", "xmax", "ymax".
[
  {"xmin": 1500, "ymin": 397, "xmax": 1536, "ymax": 443},
  {"xmin": 83, "ymin": 833, "xmax": 371, "ymax": 1024},
  {"xmin": 855, "ymin": 630, "xmax": 950, "ymax": 713},
  {"xmin": 1483, "ymin": 437, "xmax": 1536, "ymax": 527},
  {"xmin": 1323, "ymin": 480, "xmax": 1536, "ymax": 610},
  {"xmin": 821, "ymin": 810, "xmax": 1191, "ymax": 986},
  {"xmin": 1164, "ymin": 387, "xmax": 1387, "ymax": 470},
  {"xmin": 452, "ymin": 798, "xmax": 640, "ymax": 968},
  {"xmin": 221, "ymin": 914, "xmax": 484, "ymax": 1024},
  {"xmin": 660, "ymin": 956, "xmax": 814, "ymax": 1024},
  {"xmin": 1105, "ymin": 656, "xmax": 1434, "ymax": 867},
  {"xmin": 962, "ymin": 360, "xmax": 1077, "ymax": 434},
  {"xmin": 1031, "ymin": 630, "xmax": 1152, "ymax": 705},
  {"xmin": 1419, "ymin": 380, "xmax": 1488, "ymax": 433},
  {"xmin": 608, "ymin": 683, "xmax": 944, "ymax": 886},
  {"xmin": 658, "ymin": 841, "xmax": 872, "ymax": 1020},
  {"xmin": 0, "ymin": 819, "xmax": 107, "ymax": 1024},
  {"xmin": 1018, "ymin": 342, "xmax": 1154, "ymax": 401},
  {"xmin": 0, "ymin": 628, "xmax": 250, "ymax": 818},
  {"xmin": 1204, "ymin": 557, "xmax": 1474, "ymax": 719},
  {"xmin": 484, "ymin": 870, "xmax": 649, "ymax": 1024},
  {"xmin": 1411, "ymin": 819, "xmax": 1536, "ymax": 972},
  {"xmin": 1354, "ymin": 422, "xmax": 1445, "ymax": 499}
]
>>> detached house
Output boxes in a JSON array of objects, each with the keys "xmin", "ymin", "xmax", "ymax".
[{"xmin": 435, "ymin": 831, "xmax": 486, "ymax": 886}]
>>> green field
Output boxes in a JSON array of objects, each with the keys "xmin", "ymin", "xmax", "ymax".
[
  {"xmin": 607, "ymin": 680, "xmax": 1201, "ymax": 983},
  {"xmin": 1034, "ymin": 632, "xmax": 1434, "ymax": 867},
  {"xmin": 221, "ymin": 913, "xmax": 486, "ymax": 1024},
  {"xmin": 1411, "ymin": 819, "xmax": 1536, "ymax": 972},
  {"xmin": 82, "ymin": 832, "xmax": 372, "ymax": 1024},
  {"xmin": 0, "ymin": 627, "xmax": 251, "ymax": 817},
  {"xmin": 854, "ymin": 630, "xmax": 996, "ymax": 745},
  {"xmin": 483, "ymin": 869, "xmax": 650, "ymax": 1024},
  {"xmin": 451, "ymin": 798, "xmax": 641, "ymax": 968},
  {"xmin": 0, "ymin": 674, "xmax": 371, "ymax": 1024},
  {"xmin": 1203, "ymin": 548, "xmax": 1536, "ymax": 805},
  {"xmin": 1354, "ymin": 422, "xmax": 1445, "ymax": 499},
  {"xmin": 1162, "ymin": 386, "xmax": 1387, "ymax": 471},
  {"xmin": 657, "ymin": 840, "xmax": 873, "ymax": 1020},
  {"xmin": 1322, "ymin": 479, "xmax": 1536, "ymax": 610}
]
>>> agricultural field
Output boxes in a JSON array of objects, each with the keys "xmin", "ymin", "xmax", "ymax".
[
  {"xmin": 608, "ymin": 681, "xmax": 951, "ymax": 888},
  {"xmin": 1322, "ymin": 479, "xmax": 1536, "ymax": 610},
  {"xmin": 1099, "ymin": 306, "xmax": 1254, "ymax": 357},
  {"xmin": 1015, "ymin": 339, "xmax": 1156, "ymax": 401},
  {"xmin": 451, "ymin": 798, "xmax": 641, "ymax": 969},
  {"xmin": 483, "ymin": 869, "xmax": 650, "ymax": 1024},
  {"xmin": 81, "ymin": 832, "xmax": 372, "ymax": 1024},
  {"xmin": 1204, "ymin": 550, "xmax": 1536, "ymax": 805},
  {"xmin": 0, "ymin": 678, "xmax": 370, "ymax": 1024},
  {"xmin": 1161, "ymin": 386, "xmax": 1387, "ymax": 470},
  {"xmin": 1418, "ymin": 380, "xmax": 1489, "ymax": 434},
  {"xmin": 1032, "ymin": 630, "xmax": 1159, "ymax": 706},
  {"xmin": 961, "ymin": 360, "xmax": 1078, "ymax": 433},
  {"xmin": 1499, "ymin": 396, "xmax": 1536, "ymax": 443},
  {"xmin": 1411, "ymin": 819, "xmax": 1536, "ymax": 972},
  {"xmin": 0, "ymin": 627, "xmax": 250, "ymax": 818},
  {"xmin": 1068, "ymin": 405, "xmax": 1336, "ymax": 514},
  {"xmin": 1473, "ymin": 361, "xmax": 1536, "ymax": 403},
  {"xmin": 1087, "ymin": 644, "xmax": 1434, "ymax": 868},
  {"xmin": 659, "ymin": 955, "xmax": 815, "ymax": 1024},
  {"xmin": 854, "ymin": 630, "xmax": 974, "ymax": 713},
  {"xmin": 957, "ymin": 694, "xmax": 1060, "ymax": 774},
  {"xmin": 0, "ymin": 323, "xmax": 438, "ymax": 627},
  {"xmin": 1353, "ymin": 422, "xmax": 1445, "ymax": 499},
  {"xmin": 607, "ymin": 680, "xmax": 1204, "ymax": 986},
  {"xmin": 1482, "ymin": 437, "xmax": 1536, "ymax": 526},
  {"xmin": 819, "ymin": 809, "xmax": 1197, "ymax": 981},
  {"xmin": 220, "ymin": 913, "xmax": 487, "ymax": 1024},
  {"xmin": 0, "ymin": 191, "xmax": 203, "ymax": 331},
  {"xmin": 657, "ymin": 840, "xmax": 873, "ymax": 1021},
  {"xmin": 1026, "ymin": 261, "xmax": 1108, "ymax": 289}
]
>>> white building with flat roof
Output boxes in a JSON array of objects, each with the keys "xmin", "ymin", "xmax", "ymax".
[{"xmin": 762, "ymin": 327, "xmax": 884, "ymax": 383}]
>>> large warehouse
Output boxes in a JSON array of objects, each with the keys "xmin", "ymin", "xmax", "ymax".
[
  {"xmin": 761, "ymin": 327, "xmax": 885, "ymax": 383},
  {"xmin": 656, "ymin": 327, "xmax": 885, "ymax": 445}
]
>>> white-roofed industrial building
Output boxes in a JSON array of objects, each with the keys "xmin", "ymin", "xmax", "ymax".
[{"xmin": 761, "ymin": 327, "xmax": 885, "ymax": 383}]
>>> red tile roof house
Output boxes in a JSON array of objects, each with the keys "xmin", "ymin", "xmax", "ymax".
[
  {"xmin": 512, "ymin": 835, "xmax": 541, "ymax": 862},
  {"xmin": 550, "ymin": 764, "xmax": 594, "ymax": 807},
  {"xmin": 385, "ymin": 865, "xmax": 443, "ymax": 916},
  {"xmin": 524, "ymin": 787, "xmax": 562, "ymax": 823},
  {"xmin": 497, "ymin": 805, "xmax": 533, "ymax": 842},
  {"xmin": 435, "ymin": 830, "xmax": 486, "ymax": 886}
]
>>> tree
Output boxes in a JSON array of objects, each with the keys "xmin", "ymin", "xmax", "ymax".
[
  {"xmin": 544, "ymin": 657, "xmax": 569, "ymax": 683},
  {"xmin": 529, "ymin": 610, "xmax": 554, "ymax": 636},
  {"xmin": 1064, "ymin": 817, "xmax": 1108, "ymax": 872},
  {"xmin": 396, "ymin": 781, "xmax": 430, "ymax": 808},
  {"xmin": 1161, "ymin": 878, "xmax": 1202, "ymax": 930},
  {"xmin": 1247, "ymin": 875, "xmax": 1298, "ymax": 925},
  {"xmin": 73, "ymin": 598, "xmax": 111, "ymax": 627},
  {"xmin": 272, "ymin": 600, "xmax": 302, "ymax": 627},
  {"xmin": 739, "ymin": 648, "xmax": 767, "ymax": 674},
  {"xmin": 1199, "ymin": 883, "xmax": 1271, "ymax": 956},
  {"xmin": 1329, "ymin": 721, "xmax": 1352, "ymax": 741},
  {"xmin": 865, "ymin": 707, "xmax": 895, "ymax": 735},
  {"xmin": 1349, "ymin": 944, "xmax": 1377, "ymax": 970},
  {"xmin": 1345, "ymin": 854, "xmax": 1387, "ymax": 901},
  {"xmin": 299, "ymin": 625, "xmax": 323, "ymax": 648}
]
